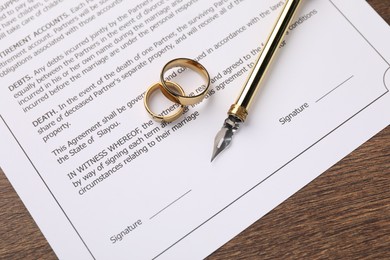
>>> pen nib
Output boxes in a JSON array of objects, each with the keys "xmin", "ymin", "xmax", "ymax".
[{"xmin": 211, "ymin": 116, "xmax": 241, "ymax": 162}]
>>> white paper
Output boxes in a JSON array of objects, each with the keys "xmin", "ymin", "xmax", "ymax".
[{"xmin": 0, "ymin": 0, "xmax": 389, "ymax": 259}]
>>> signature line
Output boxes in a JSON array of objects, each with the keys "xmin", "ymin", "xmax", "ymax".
[
  {"xmin": 316, "ymin": 75, "xmax": 354, "ymax": 103},
  {"xmin": 150, "ymin": 190, "xmax": 192, "ymax": 220}
]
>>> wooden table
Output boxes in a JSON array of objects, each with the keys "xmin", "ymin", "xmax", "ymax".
[{"xmin": 1, "ymin": 1, "xmax": 389, "ymax": 259}]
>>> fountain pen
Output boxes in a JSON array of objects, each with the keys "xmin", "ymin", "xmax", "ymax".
[{"xmin": 211, "ymin": 0, "xmax": 302, "ymax": 161}]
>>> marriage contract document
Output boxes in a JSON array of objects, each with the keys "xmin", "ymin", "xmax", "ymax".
[{"xmin": 0, "ymin": 0, "xmax": 389, "ymax": 259}]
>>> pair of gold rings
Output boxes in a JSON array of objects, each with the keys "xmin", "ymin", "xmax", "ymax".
[{"xmin": 144, "ymin": 58, "xmax": 210, "ymax": 122}]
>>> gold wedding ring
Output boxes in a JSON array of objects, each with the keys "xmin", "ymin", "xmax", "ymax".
[
  {"xmin": 160, "ymin": 58, "xmax": 211, "ymax": 105},
  {"xmin": 144, "ymin": 81, "xmax": 185, "ymax": 122}
]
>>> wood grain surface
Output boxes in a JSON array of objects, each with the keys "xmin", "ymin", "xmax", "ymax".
[{"xmin": 1, "ymin": 1, "xmax": 389, "ymax": 259}]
